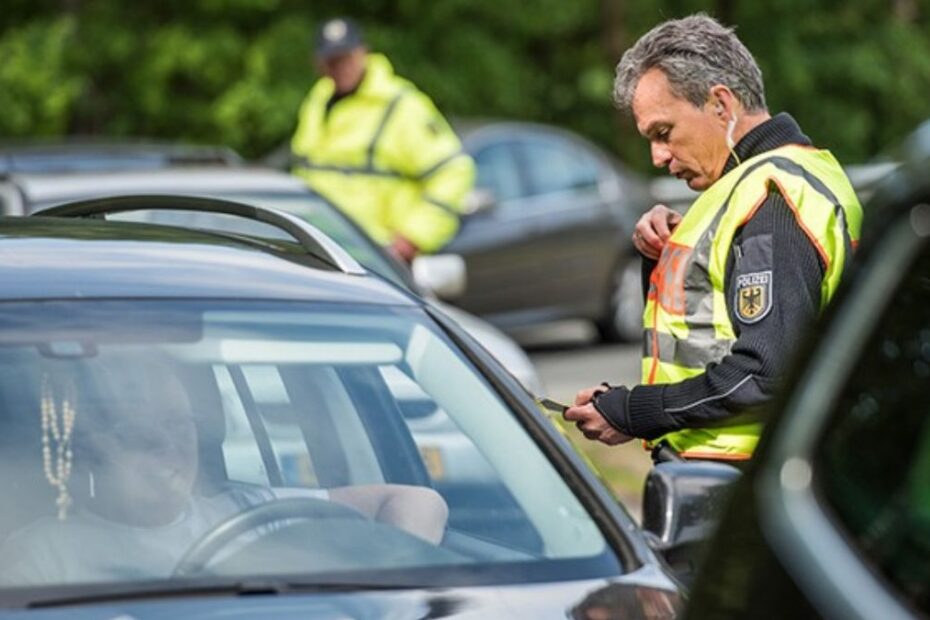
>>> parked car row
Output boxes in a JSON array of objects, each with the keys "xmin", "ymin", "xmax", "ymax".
[{"xmin": 3, "ymin": 126, "xmax": 902, "ymax": 352}]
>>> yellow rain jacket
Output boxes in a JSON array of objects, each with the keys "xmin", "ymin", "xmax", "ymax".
[{"xmin": 291, "ymin": 54, "xmax": 475, "ymax": 253}]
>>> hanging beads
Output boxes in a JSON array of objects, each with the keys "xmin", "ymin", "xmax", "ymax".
[{"xmin": 40, "ymin": 375, "xmax": 76, "ymax": 520}]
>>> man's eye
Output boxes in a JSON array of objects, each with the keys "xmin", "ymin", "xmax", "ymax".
[{"xmin": 656, "ymin": 128, "xmax": 670, "ymax": 141}]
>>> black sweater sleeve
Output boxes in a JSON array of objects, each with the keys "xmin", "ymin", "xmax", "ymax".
[{"xmin": 614, "ymin": 190, "xmax": 825, "ymax": 439}]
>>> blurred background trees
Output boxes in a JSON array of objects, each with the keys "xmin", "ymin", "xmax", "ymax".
[{"xmin": 2, "ymin": 0, "xmax": 929, "ymax": 170}]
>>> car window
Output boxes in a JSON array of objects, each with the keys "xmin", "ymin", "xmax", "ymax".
[
  {"xmin": 814, "ymin": 242, "xmax": 930, "ymax": 612},
  {"xmin": 472, "ymin": 143, "xmax": 523, "ymax": 202},
  {"xmin": 518, "ymin": 137, "xmax": 600, "ymax": 198},
  {"xmin": 0, "ymin": 300, "xmax": 617, "ymax": 595}
]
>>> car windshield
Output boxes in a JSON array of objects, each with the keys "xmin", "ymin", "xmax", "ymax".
[{"xmin": 0, "ymin": 299, "xmax": 616, "ymax": 598}]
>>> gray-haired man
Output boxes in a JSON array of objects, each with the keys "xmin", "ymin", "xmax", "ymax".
[{"xmin": 564, "ymin": 14, "xmax": 862, "ymax": 464}]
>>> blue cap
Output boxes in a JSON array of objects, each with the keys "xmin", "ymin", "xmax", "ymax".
[{"xmin": 314, "ymin": 17, "xmax": 365, "ymax": 59}]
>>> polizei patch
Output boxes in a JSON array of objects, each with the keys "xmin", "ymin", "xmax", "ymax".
[{"xmin": 735, "ymin": 270, "xmax": 772, "ymax": 324}]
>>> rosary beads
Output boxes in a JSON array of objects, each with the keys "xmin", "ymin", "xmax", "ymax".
[{"xmin": 40, "ymin": 375, "xmax": 76, "ymax": 520}]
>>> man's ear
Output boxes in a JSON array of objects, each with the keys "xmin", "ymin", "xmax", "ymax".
[{"xmin": 708, "ymin": 85, "xmax": 738, "ymax": 125}]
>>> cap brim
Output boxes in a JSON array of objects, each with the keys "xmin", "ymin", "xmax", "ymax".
[{"xmin": 315, "ymin": 42, "xmax": 363, "ymax": 60}]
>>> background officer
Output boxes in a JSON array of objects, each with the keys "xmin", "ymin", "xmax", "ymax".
[
  {"xmin": 291, "ymin": 17, "xmax": 475, "ymax": 263},
  {"xmin": 564, "ymin": 14, "xmax": 863, "ymax": 464}
]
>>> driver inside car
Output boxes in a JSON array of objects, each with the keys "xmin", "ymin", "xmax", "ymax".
[{"xmin": 0, "ymin": 359, "xmax": 448, "ymax": 586}]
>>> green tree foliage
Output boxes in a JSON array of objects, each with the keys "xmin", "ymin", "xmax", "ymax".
[
  {"xmin": 0, "ymin": 16, "xmax": 83, "ymax": 137},
  {"xmin": 1, "ymin": 0, "xmax": 929, "ymax": 169}
]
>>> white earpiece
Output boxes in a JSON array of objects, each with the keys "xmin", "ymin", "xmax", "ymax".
[{"xmin": 726, "ymin": 116, "xmax": 738, "ymax": 151}]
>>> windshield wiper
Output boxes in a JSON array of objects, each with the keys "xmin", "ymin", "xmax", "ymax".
[{"xmin": 21, "ymin": 579, "xmax": 416, "ymax": 609}]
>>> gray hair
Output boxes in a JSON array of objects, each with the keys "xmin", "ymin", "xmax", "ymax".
[{"xmin": 613, "ymin": 14, "xmax": 766, "ymax": 114}]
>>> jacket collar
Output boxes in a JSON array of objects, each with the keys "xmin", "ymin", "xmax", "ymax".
[
  {"xmin": 317, "ymin": 53, "xmax": 399, "ymax": 102},
  {"xmin": 356, "ymin": 53, "xmax": 400, "ymax": 98},
  {"xmin": 722, "ymin": 112, "xmax": 812, "ymax": 176}
]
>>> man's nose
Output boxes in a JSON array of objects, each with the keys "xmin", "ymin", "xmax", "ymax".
[{"xmin": 651, "ymin": 143, "xmax": 671, "ymax": 168}]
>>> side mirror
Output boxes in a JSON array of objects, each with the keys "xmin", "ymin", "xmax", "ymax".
[
  {"xmin": 641, "ymin": 461, "xmax": 741, "ymax": 584},
  {"xmin": 412, "ymin": 254, "xmax": 467, "ymax": 300},
  {"xmin": 464, "ymin": 188, "xmax": 497, "ymax": 215}
]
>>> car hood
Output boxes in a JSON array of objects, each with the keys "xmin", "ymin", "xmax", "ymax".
[{"xmin": 5, "ymin": 577, "xmax": 681, "ymax": 619}]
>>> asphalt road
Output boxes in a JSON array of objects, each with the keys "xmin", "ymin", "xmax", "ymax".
[{"xmin": 518, "ymin": 321, "xmax": 653, "ymax": 521}]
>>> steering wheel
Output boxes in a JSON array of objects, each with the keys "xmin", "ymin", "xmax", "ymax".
[{"xmin": 173, "ymin": 497, "xmax": 366, "ymax": 577}]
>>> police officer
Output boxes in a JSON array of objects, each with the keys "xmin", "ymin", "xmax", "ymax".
[
  {"xmin": 291, "ymin": 17, "xmax": 475, "ymax": 262},
  {"xmin": 564, "ymin": 14, "xmax": 863, "ymax": 464}
]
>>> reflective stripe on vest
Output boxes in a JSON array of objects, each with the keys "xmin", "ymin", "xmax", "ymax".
[
  {"xmin": 296, "ymin": 90, "xmax": 411, "ymax": 181},
  {"xmin": 295, "ymin": 147, "xmax": 471, "ymax": 183},
  {"xmin": 642, "ymin": 144, "xmax": 863, "ymax": 459}
]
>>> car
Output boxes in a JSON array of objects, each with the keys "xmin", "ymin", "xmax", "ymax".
[
  {"xmin": 434, "ymin": 120, "xmax": 654, "ymax": 342},
  {"xmin": 646, "ymin": 133, "xmax": 930, "ymax": 618},
  {"xmin": 0, "ymin": 196, "xmax": 683, "ymax": 617},
  {"xmin": 0, "ymin": 164, "xmax": 542, "ymax": 395},
  {"xmin": 0, "ymin": 140, "xmax": 242, "ymax": 176}
]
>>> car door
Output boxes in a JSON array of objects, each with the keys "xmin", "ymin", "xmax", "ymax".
[
  {"xmin": 687, "ymin": 201, "xmax": 930, "ymax": 619},
  {"xmin": 448, "ymin": 132, "xmax": 615, "ymax": 326},
  {"xmin": 513, "ymin": 135, "xmax": 620, "ymax": 318},
  {"xmin": 761, "ymin": 228, "xmax": 930, "ymax": 619},
  {"xmin": 444, "ymin": 139, "xmax": 531, "ymax": 319}
]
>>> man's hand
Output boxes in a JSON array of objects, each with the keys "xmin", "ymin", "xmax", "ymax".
[
  {"xmin": 573, "ymin": 384, "xmax": 605, "ymax": 406},
  {"xmin": 633, "ymin": 204, "xmax": 682, "ymax": 260},
  {"xmin": 564, "ymin": 402, "xmax": 634, "ymax": 446}
]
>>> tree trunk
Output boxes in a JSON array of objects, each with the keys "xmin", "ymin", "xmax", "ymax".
[{"xmin": 601, "ymin": 0, "xmax": 640, "ymax": 165}]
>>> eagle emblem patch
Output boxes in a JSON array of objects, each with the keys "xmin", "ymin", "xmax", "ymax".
[{"xmin": 735, "ymin": 270, "xmax": 772, "ymax": 324}]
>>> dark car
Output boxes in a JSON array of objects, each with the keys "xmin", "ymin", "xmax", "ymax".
[
  {"xmin": 667, "ymin": 134, "xmax": 930, "ymax": 618},
  {"xmin": 444, "ymin": 120, "xmax": 653, "ymax": 342},
  {"xmin": 0, "ymin": 196, "xmax": 682, "ymax": 617}
]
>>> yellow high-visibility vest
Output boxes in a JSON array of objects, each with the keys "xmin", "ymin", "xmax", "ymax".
[
  {"xmin": 643, "ymin": 144, "xmax": 863, "ymax": 459},
  {"xmin": 291, "ymin": 53, "xmax": 475, "ymax": 253}
]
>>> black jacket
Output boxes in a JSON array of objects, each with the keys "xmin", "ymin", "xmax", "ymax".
[{"xmin": 596, "ymin": 113, "xmax": 830, "ymax": 441}]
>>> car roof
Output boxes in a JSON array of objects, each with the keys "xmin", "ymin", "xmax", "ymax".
[
  {"xmin": 10, "ymin": 167, "xmax": 307, "ymax": 210},
  {"xmin": 0, "ymin": 140, "xmax": 242, "ymax": 174},
  {"xmin": 453, "ymin": 118, "xmax": 604, "ymax": 148},
  {"xmin": 451, "ymin": 118, "xmax": 646, "ymax": 186},
  {"xmin": 0, "ymin": 216, "xmax": 416, "ymax": 306}
]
